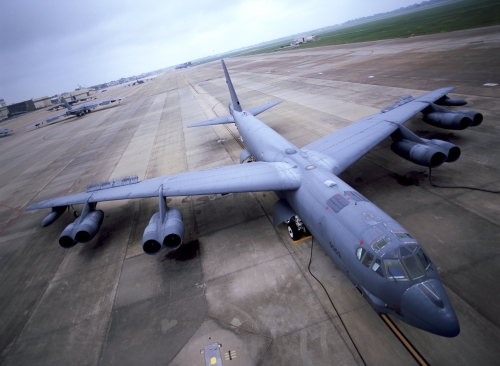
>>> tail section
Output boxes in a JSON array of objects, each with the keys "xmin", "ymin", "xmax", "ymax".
[
  {"xmin": 61, "ymin": 97, "xmax": 72, "ymax": 110},
  {"xmin": 221, "ymin": 60, "xmax": 242, "ymax": 112}
]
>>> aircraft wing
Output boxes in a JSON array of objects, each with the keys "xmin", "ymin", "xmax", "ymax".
[
  {"xmin": 26, "ymin": 161, "xmax": 301, "ymax": 210},
  {"xmin": 78, "ymin": 96, "xmax": 126, "ymax": 109},
  {"xmin": 96, "ymin": 96, "xmax": 126, "ymax": 106},
  {"xmin": 25, "ymin": 111, "xmax": 68, "ymax": 129},
  {"xmin": 302, "ymin": 87, "xmax": 455, "ymax": 175},
  {"xmin": 187, "ymin": 100, "xmax": 282, "ymax": 128}
]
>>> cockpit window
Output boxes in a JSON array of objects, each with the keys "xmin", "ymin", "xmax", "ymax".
[
  {"xmin": 402, "ymin": 255, "xmax": 425, "ymax": 280},
  {"xmin": 384, "ymin": 259, "xmax": 408, "ymax": 281},
  {"xmin": 356, "ymin": 247, "xmax": 366, "ymax": 261},
  {"xmin": 371, "ymin": 259, "xmax": 384, "ymax": 277},
  {"xmin": 416, "ymin": 248, "xmax": 432, "ymax": 272},
  {"xmin": 395, "ymin": 232, "xmax": 413, "ymax": 240},
  {"xmin": 372, "ymin": 237, "xmax": 390, "ymax": 253},
  {"xmin": 362, "ymin": 252, "xmax": 374, "ymax": 268}
]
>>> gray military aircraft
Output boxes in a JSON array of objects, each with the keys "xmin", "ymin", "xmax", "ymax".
[
  {"xmin": 47, "ymin": 94, "xmax": 80, "ymax": 111},
  {"xmin": 26, "ymin": 60, "xmax": 484, "ymax": 338},
  {"xmin": 27, "ymin": 95, "xmax": 126, "ymax": 129}
]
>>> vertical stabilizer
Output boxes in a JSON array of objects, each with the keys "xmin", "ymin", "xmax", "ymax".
[
  {"xmin": 61, "ymin": 97, "xmax": 72, "ymax": 110},
  {"xmin": 221, "ymin": 60, "xmax": 242, "ymax": 112}
]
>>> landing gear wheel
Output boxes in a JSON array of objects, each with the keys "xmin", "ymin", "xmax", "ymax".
[{"xmin": 287, "ymin": 221, "xmax": 302, "ymax": 241}]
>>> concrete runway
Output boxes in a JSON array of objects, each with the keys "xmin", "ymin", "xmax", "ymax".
[{"xmin": 0, "ymin": 26, "xmax": 499, "ymax": 365}]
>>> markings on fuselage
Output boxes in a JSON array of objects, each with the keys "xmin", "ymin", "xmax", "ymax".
[
  {"xmin": 329, "ymin": 242, "xmax": 341, "ymax": 258},
  {"xmin": 380, "ymin": 314, "xmax": 429, "ymax": 366}
]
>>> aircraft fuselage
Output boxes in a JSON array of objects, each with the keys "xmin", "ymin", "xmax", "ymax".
[{"xmin": 232, "ymin": 105, "xmax": 460, "ymax": 337}]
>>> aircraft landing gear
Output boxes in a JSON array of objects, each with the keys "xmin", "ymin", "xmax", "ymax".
[
  {"xmin": 286, "ymin": 215, "xmax": 310, "ymax": 241},
  {"xmin": 287, "ymin": 221, "xmax": 301, "ymax": 240}
]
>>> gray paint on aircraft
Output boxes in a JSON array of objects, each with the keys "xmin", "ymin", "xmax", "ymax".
[{"xmin": 26, "ymin": 60, "xmax": 485, "ymax": 338}]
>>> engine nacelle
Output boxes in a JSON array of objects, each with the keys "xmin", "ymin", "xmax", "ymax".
[
  {"xmin": 75, "ymin": 210, "xmax": 104, "ymax": 243},
  {"xmin": 456, "ymin": 110, "xmax": 483, "ymax": 126},
  {"xmin": 421, "ymin": 139, "xmax": 461, "ymax": 162},
  {"xmin": 58, "ymin": 210, "xmax": 104, "ymax": 248},
  {"xmin": 59, "ymin": 222, "xmax": 78, "ymax": 248},
  {"xmin": 391, "ymin": 140, "xmax": 447, "ymax": 168},
  {"xmin": 423, "ymin": 112, "xmax": 472, "ymax": 130},
  {"xmin": 435, "ymin": 96, "xmax": 467, "ymax": 106},
  {"xmin": 142, "ymin": 209, "xmax": 184, "ymax": 255}
]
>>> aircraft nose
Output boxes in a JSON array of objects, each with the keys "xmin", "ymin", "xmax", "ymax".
[{"xmin": 401, "ymin": 279, "xmax": 460, "ymax": 337}]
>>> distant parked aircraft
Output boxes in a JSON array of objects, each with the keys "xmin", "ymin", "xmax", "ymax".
[{"xmin": 27, "ymin": 96, "xmax": 125, "ymax": 129}]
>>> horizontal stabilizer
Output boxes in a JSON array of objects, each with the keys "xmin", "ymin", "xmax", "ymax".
[
  {"xmin": 246, "ymin": 100, "xmax": 282, "ymax": 116},
  {"xmin": 187, "ymin": 100, "xmax": 282, "ymax": 128},
  {"xmin": 187, "ymin": 114, "xmax": 235, "ymax": 128}
]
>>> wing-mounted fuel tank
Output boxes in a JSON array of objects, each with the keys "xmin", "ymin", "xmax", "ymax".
[
  {"xmin": 390, "ymin": 125, "xmax": 460, "ymax": 168},
  {"xmin": 422, "ymin": 102, "xmax": 483, "ymax": 130},
  {"xmin": 142, "ymin": 186, "xmax": 184, "ymax": 255},
  {"xmin": 58, "ymin": 200, "xmax": 104, "ymax": 248}
]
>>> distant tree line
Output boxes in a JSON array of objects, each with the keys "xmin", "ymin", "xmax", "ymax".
[{"xmin": 343, "ymin": 0, "xmax": 450, "ymax": 25}]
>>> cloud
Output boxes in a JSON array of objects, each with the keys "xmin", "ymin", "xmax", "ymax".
[{"xmin": 0, "ymin": 0, "xmax": 420, "ymax": 103}]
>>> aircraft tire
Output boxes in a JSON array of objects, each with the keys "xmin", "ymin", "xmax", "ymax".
[{"xmin": 287, "ymin": 221, "xmax": 302, "ymax": 241}]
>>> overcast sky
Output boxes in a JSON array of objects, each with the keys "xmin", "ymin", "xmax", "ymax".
[{"xmin": 1, "ymin": 0, "xmax": 421, "ymax": 104}]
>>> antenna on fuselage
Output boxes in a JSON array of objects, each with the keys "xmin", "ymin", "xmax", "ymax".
[{"xmin": 221, "ymin": 59, "xmax": 242, "ymax": 112}]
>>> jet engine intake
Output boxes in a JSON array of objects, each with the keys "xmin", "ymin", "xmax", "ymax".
[
  {"xmin": 59, "ymin": 210, "xmax": 104, "ymax": 248},
  {"xmin": 74, "ymin": 210, "xmax": 104, "ymax": 243},
  {"xmin": 142, "ymin": 209, "xmax": 184, "ymax": 255},
  {"xmin": 421, "ymin": 139, "xmax": 461, "ymax": 162},
  {"xmin": 455, "ymin": 110, "xmax": 483, "ymax": 126},
  {"xmin": 435, "ymin": 95, "xmax": 467, "ymax": 106},
  {"xmin": 390, "ymin": 140, "xmax": 447, "ymax": 168},
  {"xmin": 422, "ymin": 103, "xmax": 482, "ymax": 130},
  {"xmin": 423, "ymin": 112, "xmax": 472, "ymax": 130}
]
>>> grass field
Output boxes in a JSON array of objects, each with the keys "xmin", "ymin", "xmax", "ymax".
[{"xmin": 237, "ymin": 0, "xmax": 499, "ymax": 56}]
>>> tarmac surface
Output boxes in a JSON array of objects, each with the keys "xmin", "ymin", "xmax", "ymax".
[{"xmin": 0, "ymin": 26, "xmax": 499, "ymax": 365}]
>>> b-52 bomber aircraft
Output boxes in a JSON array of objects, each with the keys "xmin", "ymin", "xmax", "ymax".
[
  {"xmin": 26, "ymin": 60, "xmax": 484, "ymax": 338},
  {"xmin": 27, "ymin": 95, "xmax": 126, "ymax": 129}
]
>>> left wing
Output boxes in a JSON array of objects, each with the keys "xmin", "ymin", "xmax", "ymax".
[
  {"xmin": 302, "ymin": 87, "xmax": 454, "ymax": 175},
  {"xmin": 25, "ymin": 111, "xmax": 69, "ymax": 129},
  {"xmin": 26, "ymin": 161, "xmax": 301, "ymax": 210}
]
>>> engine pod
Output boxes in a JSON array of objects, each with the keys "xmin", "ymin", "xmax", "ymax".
[{"xmin": 391, "ymin": 140, "xmax": 447, "ymax": 168}]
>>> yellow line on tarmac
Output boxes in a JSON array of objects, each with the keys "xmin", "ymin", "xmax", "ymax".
[
  {"xmin": 380, "ymin": 314, "xmax": 429, "ymax": 366},
  {"xmin": 224, "ymin": 124, "xmax": 245, "ymax": 149},
  {"xmin": 293, "ymin": 235, "xmax": 313, "ymax": 244}
]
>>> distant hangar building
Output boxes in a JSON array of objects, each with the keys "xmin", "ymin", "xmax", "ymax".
[{"xmin": 293, "ymin": 35, "xmax": 321, "ymax": 45}]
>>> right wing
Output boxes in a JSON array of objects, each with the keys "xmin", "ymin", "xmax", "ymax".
[
  {"xmin": 26, "ymin": 161, "xmax": 301, "ymax": 210},
  {"xmin": 302, "ymin": 87, "xmax": 455, "ymax": 175}
]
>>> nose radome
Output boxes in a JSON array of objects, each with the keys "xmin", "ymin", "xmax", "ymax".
[{"xmin": 401, "ymin": 279, "xmax": 460, "ymax": 337}]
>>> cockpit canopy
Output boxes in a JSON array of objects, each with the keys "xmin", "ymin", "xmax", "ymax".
[{"xmin": 356, "ymin": 244, "xmax": 433, "ymax": 281}]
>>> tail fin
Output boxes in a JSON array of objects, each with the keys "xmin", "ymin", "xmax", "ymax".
[
  {"xmin": 221, "ymin": 60, "xmax": 242, "ymax": 112},
  {"xmin": 61, "ymin": 97, "xmax": 72, "ymax": 110}
]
